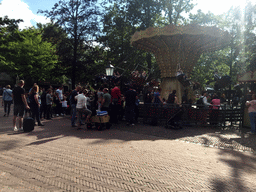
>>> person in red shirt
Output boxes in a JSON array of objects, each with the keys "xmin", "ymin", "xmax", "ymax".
[
  {"xmin": 110, "ymin": 84, "xmax": 121, "ymax": 124},
  {"xmin": 210, "ymin": 94, "xmax": 221, "ymax": 125}
]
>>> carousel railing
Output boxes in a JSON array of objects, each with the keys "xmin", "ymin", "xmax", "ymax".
[{"xmin": 137, "ymin": 103, "xmax": 243, "ymax": 128}]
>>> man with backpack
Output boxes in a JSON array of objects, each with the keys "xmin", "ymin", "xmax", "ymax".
[
  {"xmin": 197, "ymin": 91, "xmax": 211, "ymax": 108},
  {"xmin": 196, "ymin": 91, "xmax": 211, "ymax": 125},
  {"xmin": 167, "ymin": 90, "xmax": 179, "ymax": 107}
]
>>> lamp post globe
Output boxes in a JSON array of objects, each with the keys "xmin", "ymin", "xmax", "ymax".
[
  {"xmin": 105, "ymin": 64, "xmax": 114, "ymax": 93},
  {"xmin": 105, "ymin": 64, "xmax": 115, "ymax": 77}
]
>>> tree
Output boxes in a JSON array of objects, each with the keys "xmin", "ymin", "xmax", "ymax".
[
  {"xmin": 1, "ymin": 28, "xmax": 58, "ymax": 84},
  {"xmin": 38, "ymin": 0, "xmax": 102, "ymax": 89},
  {"xmin": 100, "ymin": 0, "xmax": 195, "ymax": 83},
  {"xmin": 162, "ymin": 0, "xmax": 195, "ymax": 25},
  {"xmin": 37, "ymin": 22, "xmax": 73, "ymax": 84},
  {"xmin": 0, "ymin": 16, "xmax": 23, "ymax": 71},
  {"xmin": 189, "ymin": 1, "xmax": 256, "ymax": 91}
]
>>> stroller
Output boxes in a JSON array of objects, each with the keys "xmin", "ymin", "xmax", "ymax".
[{"xmin": 166, "ymin": 107, "xmax": 184, "ymax": 129}]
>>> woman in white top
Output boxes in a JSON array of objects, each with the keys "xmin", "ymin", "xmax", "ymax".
[{"xmin": 75, "ymin": 89, "xmax": 92, "ymax": 129}]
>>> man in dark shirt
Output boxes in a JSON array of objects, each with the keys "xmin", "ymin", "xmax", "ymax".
[
  {"xmin": 70, "ymin": 85, "xmax": 81, "ymax": 127},
  {"xmin": 12, "ymin": 80, "xmax": 30, "ymax": 131},
  {"xmin": 125, "ymin": 86, "xmax": 137, "ymax": 126}
]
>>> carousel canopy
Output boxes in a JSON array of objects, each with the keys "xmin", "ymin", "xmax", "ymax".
[
  {"xmin": 238, "ymin": 70, "xmax": 256, "ymax": 82},
  {"xmin": 131, "ymin": 24, "xmax": 231, "ymax": 78}
]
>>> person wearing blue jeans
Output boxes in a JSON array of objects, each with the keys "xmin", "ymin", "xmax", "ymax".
[
  {"xmin": 249, "ymin": 112, "xmax": 256, "ymax": 134},
  {"xmin": 29, "ymin": 85, "xmax": 44, "ymax": 126},
  {"xmin": 246, "ymin": 94, "xmax": 256, "ymax": 134},
  {"xmin": 70, "ymin": 85, "xmax": 81, "ymax": 127},
  {"xmin": 2, "ymin": 85, "xmax": 12, "ymax": 117}
]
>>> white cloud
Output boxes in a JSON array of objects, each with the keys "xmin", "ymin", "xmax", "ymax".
[
  {"xmin": 192, "ymin": 0, "xmax": 247, "ymax": 15},
  {"xmin": 0, "ymin": 0, "xmax": 50, "ymax": 29}
]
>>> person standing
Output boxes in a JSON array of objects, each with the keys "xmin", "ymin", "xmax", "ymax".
[
  {"xmin": 12, "ymin": 80, "xmax": 30, "ymax": 131},
  {"xmin": 62, "ymin": 96, "xmax": 68, "ymax": 115},
  {"xmin": 246, "ymin": 94, "xmax": 256, "ymax": 134},
  {"xmin": 182, "ymin": 89, "xmax": 189, "ymax": 105},
  {"xmin": 197, "ymin": 91, "xmax": 211, "ymax": 125},
  {"xmin": 56, "ymin": 86, "xmax": 64, "ymax": 116},
  {"xmin": 167, "ymin": 90, "xmax": 179, "ymax": 107},
  {"xmin": 29, "ymin": 85, "xmax": 44, "ymax": 126},
  {"xmin": 152, "ymin": 88, "xmax": 163, "ymax": 107},
  {"xmin": 101, "ymin": 88, "xmax": 111, "ymax": 113},
  {"xmin": 2, "ymin": 85, "xmax": 13, "ymax": 117},
  {"xmin": 135, "ymin": 94, "xmax": 140, "ymax": 123},
  {"xmin": 70, "ymin": 85, "xmax": 81, "ymax": 127},
  {"xmin": 97, "ymin": 87, "xmax": 104, "ymax": 110},
  {"xmin": 40, "ymin": 88, "xmax": 47, "ymax": 119},
  {"xmin": 110, "ymin": 83, "xmax": 121, "ymax": 124},
  {"xmin": 46, "ymin": 89, "xmax": 53, "ymax": 120},
  {"xmin": 210, "ymin": 94, "xmax": 221, "ymax": 125},
  {"xmin": 125, "ymin": 86, "xmax": 137, "ymax": 126}
]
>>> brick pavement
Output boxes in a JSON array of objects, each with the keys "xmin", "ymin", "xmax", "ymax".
[{"xmin": 0, "ymin": 101, "xmax": 256, "ymax": 192}]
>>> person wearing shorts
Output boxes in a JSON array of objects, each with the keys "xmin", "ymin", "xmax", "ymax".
[{"xmin": 12, "ymin": 80, "xmax": 30, "ymax": 131}]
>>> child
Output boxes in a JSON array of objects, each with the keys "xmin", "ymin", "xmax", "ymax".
[{"xmin": 62, "ymin": 96, "xmax": 68, "ymax": 116}]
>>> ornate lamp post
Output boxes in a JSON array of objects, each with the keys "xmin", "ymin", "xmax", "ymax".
[{"xmin": 105, "ymin": 63, "xmax": 115, "ymax": 93}]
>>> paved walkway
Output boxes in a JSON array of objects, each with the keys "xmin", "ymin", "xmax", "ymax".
[{"xmin": 0, "ymin": 102, "xmax": 256, "ymax": 192}]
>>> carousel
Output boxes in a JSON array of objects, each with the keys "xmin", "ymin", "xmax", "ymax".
[{"xmin": 131, "ymin": 24, "xmax": 231, "ymax": 101}]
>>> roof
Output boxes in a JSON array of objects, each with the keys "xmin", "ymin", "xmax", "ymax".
[{"xmin": 238, "ymin": 70, "xmax": 256, "ymax": 82}]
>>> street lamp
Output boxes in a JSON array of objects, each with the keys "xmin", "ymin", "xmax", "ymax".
[
  {"xmin": 105, "ymin": 63, "xmax": 115, "ymax": 93},
  {"xmin": 105, "ymin": 63, "xmax": 115, "ymax": 77}
]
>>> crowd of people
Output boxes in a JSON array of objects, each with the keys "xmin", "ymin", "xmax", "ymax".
[
  {"xmin": 1, "ymin": 80, "xmax": 141, "ymax": 131},
  {"xmin": 2, "ymin": 80, "xmax": 255, "ymax": 134}
]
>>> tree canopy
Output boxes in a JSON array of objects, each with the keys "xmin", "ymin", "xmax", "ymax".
[
  {"xmin": 1, "ymin": 28, "xmax": 58, "ymax": 84},
  {"xmin": 38, "ymin": 0, "xmax": 102, "ymax": 89},
  {"xmin": 1, "ymin": 0, "xmax": 256, "ymax": 93}
]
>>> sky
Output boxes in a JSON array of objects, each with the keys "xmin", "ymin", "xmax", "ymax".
[{"xmin": 0, "ymin": 0, "xmax": 251, "ymax": 29}]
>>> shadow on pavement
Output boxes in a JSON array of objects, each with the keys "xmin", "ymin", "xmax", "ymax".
[
  {"xmin": 0, "ymin": 99, "xmax": 256, "ymax": 191},
  {"xmin": 0, "ymin": 111, "xmax": 255, "ymax": 154},
  {"xmin": 210, "ymin": 149, "xmax": 256, "ymax": 191}
]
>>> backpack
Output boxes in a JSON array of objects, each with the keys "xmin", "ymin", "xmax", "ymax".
[{"xmin": 196, "ymin": 97, "xmax": 204, "ymax": 108}]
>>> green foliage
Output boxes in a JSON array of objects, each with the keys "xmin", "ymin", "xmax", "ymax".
[
  {"xmin": 36, "ymin": 22, "xmax": 73, "ymax": 82},
  {"xmin": 162, "ymin": 0, "xmax": 195, "ymax": 25},
  {"xmin": 1, "ymin": 28, "xmax": 58, "ymax": 82},
  {"xmin": 100, "ymin": 0, "xmax": 170, "ymax": 82},
  {"xmin": 0, "ymin": 16, "xmax": 23, "ymax": 32},
  {"xmin": 38, "ymin": 0, "xmax": 103, "ymax": 88},
  {"xmin": 189, "ymin": 1, "xmax": 256, "ymax": 90},
  {"xmin": 0, "ymin": 16, "xmax": 23, "ymax": 70}
]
